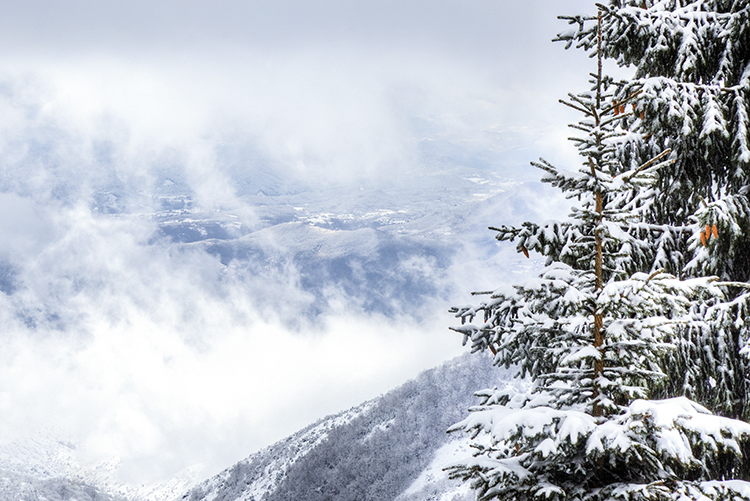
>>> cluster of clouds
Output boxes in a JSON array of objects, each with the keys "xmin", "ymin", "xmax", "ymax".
[
  {"xmin": 0, "ymin": 195, "xmax": 472, "ymax": 482},
  {"xmin": 0, "ymin": 0, "xmax": 608, "ymax": 485}
]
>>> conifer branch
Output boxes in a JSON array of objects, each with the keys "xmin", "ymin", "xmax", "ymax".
[
  {"xmin": 621, "ymin": 149, "xmax": 673, "ymax": 183},
  {"xmin": 559, "ymin": 99, "xmax": 591, "ymax": 116},
  {"xmin": 714, "ymin": 281, "xmax": 750, "ymax": 289},
  {"xmin": 645, "ymin": 268, "xmax": 664, "ymax": 284}
]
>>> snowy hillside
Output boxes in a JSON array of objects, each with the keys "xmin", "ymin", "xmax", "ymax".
[
  {"xmin": 181, "ymin": 352, "xmax": 516, "ymax": 501},
  {"xmin": 0, "ymin": 432, "xmax": 202, "ymax": 501},
  {"xmin": 0, "ymin": 353, "xmax": 517, "ymax": 501}
]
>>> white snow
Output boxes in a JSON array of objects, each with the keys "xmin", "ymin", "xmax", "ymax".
[
  {"xmin": 0, "ymin": 429, "xmax": 206, "ymax": 501},
  {"xmin": 396, "ymin": 437, "xmax": 475, "ymax": 501}
]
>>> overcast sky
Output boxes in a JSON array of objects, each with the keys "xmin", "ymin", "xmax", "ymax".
[{"xmin": 0, "ymin": 0, "xmax": 613, "ymax": 487}]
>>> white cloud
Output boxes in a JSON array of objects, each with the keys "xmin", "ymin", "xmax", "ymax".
[
  {"xmin": 0, "ymin": 193, "xmax": 53, "ymax": 258},
  {"xmin": 0, "ymin": 287, "xmax": 465, "ymax": 482}
]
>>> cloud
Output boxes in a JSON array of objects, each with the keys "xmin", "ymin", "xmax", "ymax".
[
  {"xmin": 0, "ymin": 48, "xmax": 589, "ymax": 206},
  {"xmin": 0, "ymin": 193, "xmax": 53, "ymax": 258},
  {"xmin": 0, "ymin": 1, "xmax": 594, "ymax": 58},
  {"xmin": 0, "ymin": 0, "xmax": 601, "ymax": 198},
  {"xmin": 0, "ymin": 274, "xmax": 466, "ymax": 482}
]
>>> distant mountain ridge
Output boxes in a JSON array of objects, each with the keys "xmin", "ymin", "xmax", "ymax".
[
  {"xmin": 0, "ymin": 431, "xmax": 202, "ymax": 501},
  {"xmin": 181, "ymin": 352, "xmax": 513, "ymax": 501}
]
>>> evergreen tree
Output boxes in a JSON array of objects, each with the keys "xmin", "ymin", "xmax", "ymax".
[
  {"xmin": 553, "ymin": 0, "xmax": 750, "ymax": 419},
  {"xmin": 448, "ymin": 8, "xmax": 750, "ymax": 501}
]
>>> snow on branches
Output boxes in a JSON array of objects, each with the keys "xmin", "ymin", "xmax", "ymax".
[
  {"xmin": 447, "ymin": 391, "xmax": 750, "ymax": 501},
  {"xmin": 448, "ymin": 5, "xmax": 750, "ymax": 500},
  {"xmin": 557, "ymin": 1, "xmax": 750, "ymax": 240}
]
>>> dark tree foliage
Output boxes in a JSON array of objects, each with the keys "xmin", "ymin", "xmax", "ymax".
[
  {"xmin": 553, "ymin": 0, "xmax": 750, "ymax": 420},
  {"xmin": 181, "ymin": 353, "xmax": 504, "ymax": 501}
]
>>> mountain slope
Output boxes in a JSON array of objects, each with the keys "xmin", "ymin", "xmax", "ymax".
[
  {"xmin": 0, "ymin": 430, "xmax": 207, "ymax": 501},
  {"xmin": 0, "ymin": 433, "xmax": 125, "ymax": 501},
  {"xmin": 182, "ymin": 352, "xmax": 516, "ymax": 501}
]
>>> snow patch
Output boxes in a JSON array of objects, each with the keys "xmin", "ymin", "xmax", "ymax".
[{"xmin": 395, "ymin": 437, "xmax": 474, "ymax": 501}]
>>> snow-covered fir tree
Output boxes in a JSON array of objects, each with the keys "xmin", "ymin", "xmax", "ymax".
[
  {"xmin": 555, "ymin": 0, "xmax": 750, "ymax": 420},
  {"xmin": 448, "ymin": 9, "xmax": 750, "ymax": 501}
]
